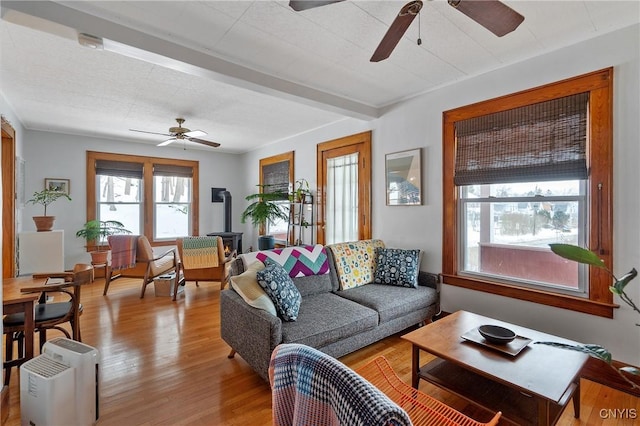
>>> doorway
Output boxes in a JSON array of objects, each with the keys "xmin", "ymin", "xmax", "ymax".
[
  {"xmin": 1, "ymin": 117, "xmax": 16, "ymax": 278},
  {"xmin": 316, "ymin": 131, "xmax": 371, "ymax": 245}
]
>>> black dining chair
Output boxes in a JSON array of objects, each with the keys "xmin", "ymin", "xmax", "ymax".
[{"xmin": 2, "ymin": 263, "xmax": 93, "ymax": 385}]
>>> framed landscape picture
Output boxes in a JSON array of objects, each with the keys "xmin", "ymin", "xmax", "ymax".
[
  {"xmin": 385, "ymin": 148, "xmax": 422, "ymax": 206},
  {"xmin": 45, "ymin": 178, "xmax": 70, "ymax": 195}
]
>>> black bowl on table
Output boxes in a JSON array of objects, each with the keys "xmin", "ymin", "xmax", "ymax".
[{"xmin": 478, "ymin": 324, "xmax": 516, "ymax": 345}]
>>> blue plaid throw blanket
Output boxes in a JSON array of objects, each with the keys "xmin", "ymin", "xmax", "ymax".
[{"xmin": 269, "ymin": 344, "xmax": 412, "ymax": 426}]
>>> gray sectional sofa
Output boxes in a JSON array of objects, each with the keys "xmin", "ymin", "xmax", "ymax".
[{"xmin": 220, "ymin": 239, "xmax": 440, "ymax": 381}]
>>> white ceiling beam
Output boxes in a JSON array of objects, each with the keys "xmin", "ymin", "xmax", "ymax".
[{"xmin": 1, "ymin": 0, "xmax": 379, "ymax": 120}]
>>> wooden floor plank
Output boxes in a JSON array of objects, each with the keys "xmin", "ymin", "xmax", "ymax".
[{"xmin": 3, "ymin": 277, "xmax": 638, "ymax": 425}]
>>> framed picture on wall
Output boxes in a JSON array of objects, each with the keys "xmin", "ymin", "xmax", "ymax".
[
  {"xmin": 44, "ymin": 178, "xmax": 70, "ymax": 195},
  {"xmin": 385, "ymin": 148, "xmax": 422, "ymax": 206}
]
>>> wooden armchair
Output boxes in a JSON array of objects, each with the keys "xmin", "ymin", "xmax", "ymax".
[
  {"xmin": 357, "ymin": 356, "xmax": 502, "ymax": 426},
  {"xmin": 269, "ymin": 344, "xmax": 501, "ymax": 426},
  {"xmin": 103, "ymin": 235, "xmax": 178, "ymax": 298},
  {"xmin": 176, "ymin": 236, "xmax": 236, "ymax": 297}
]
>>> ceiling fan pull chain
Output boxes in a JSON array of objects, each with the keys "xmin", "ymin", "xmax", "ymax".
[{"xmin": 417, "ymin": 9, "xmax": 422, "ymax": 46}]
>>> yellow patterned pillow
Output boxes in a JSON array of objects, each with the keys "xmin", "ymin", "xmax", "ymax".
[{"xmin": 328, "ymin": 240, "xmax": 385, "ymax": 290}]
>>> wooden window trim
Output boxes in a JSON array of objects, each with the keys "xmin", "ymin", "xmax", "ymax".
[
  {"xmin": 259, "ymin": 151, "xmax": 294, "ymax": 238},
  {"xmin": 86, "ymin": 151, "xmax": 199, "ymax": 246},
  {"xmin": 442, "ymin": 68, "xmax": 615, "ymax": 318}
]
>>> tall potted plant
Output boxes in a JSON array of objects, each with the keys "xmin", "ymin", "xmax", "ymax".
[
  {"xmin": 537, "ymin": 243, "xmax": 639, "ymax": 391},
  {"xmin": 241, "ymin": 184, "xmax": 289, "ymax": 250},
  {"xmin": 76, "ymin": 220, "xmax": 132, "ymax": 264},
  {"xmin": 27, "ymin": 189, "xmax": 72, "ymax": 231}
]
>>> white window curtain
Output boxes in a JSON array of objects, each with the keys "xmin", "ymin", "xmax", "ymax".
[{"xmin": 326, "ymin": 153, "xmax": 358, "ymax": 244}]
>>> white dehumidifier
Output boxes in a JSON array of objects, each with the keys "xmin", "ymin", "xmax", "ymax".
[
  {"xmin": 20, "ymin": 355, "xmax": 75, "ymax": 426},
  {"xmin": 20, "ymin": 338, "xmax": 99, "ymax": 426}
]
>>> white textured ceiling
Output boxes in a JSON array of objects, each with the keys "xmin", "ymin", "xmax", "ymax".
[{"xmin": 1, "ymin": 1, "xmax": 639, "ymax": 153}]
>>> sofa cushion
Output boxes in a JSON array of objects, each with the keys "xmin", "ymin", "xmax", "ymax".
[
  {"xmin": 230, "ymin": 261, "xmax": 277, "ymax": 316},
  {"xmin": 336, "ymin": 284, "xmax": 438, "ymax": 324},
  {"xmin": 281, "ymin": 293, "xmax": 378, "ymax": 348},
  {"xmin": 327, "ymin": 239, "xmax": 385, "ymax": 290},
  {"xmin": 257, "ymin": 262, "xmax": 302, "ymax": 321},
  {"xmin": 373, "ymin": 248, "xmax": 421, "ymax": 288},
  {"xmin": 291, "ymin": 274, "xmax": 333, "ymax": 297}
]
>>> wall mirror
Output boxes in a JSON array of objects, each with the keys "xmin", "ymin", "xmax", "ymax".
[{"xmin": 385, "ymin": 148, "xmax": 422, "ymax": 206}]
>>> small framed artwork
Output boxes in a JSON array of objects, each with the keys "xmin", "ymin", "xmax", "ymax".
[
  {"xmin": 385, "ymin": 148, "xmax": 422, "ymax": 206},
  {"xmin": 45, "ymin": 178, "xmax": 70, "ymax": 195}
]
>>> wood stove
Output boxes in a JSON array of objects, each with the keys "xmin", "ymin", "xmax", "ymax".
[
  {"xmin": 206, "ymin": 232, "xmax": 243, "ymax": 255},
  {"xmin": 209, "ymin": 188, "xmax": 243, "ymax": 255}
]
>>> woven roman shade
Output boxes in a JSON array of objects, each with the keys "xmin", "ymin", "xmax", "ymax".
[
  {"xmin": 261, "ymin": 161, "xmax": 290, "ymax": 199},
  {"xmin": 95, "ymin": 160, "xmax": 143, "ymax": 179},
  {"xmin": 454, "ymin": 92, "xmax": 589, "ymax": 186},
  {"xmin": 153, "ymin": 164, "xmax": 193, "ymax": 178}
]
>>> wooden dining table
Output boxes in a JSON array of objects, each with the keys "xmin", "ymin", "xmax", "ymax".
[{"xmin": 2, "ymin": 276, "xmax": 47, "ymax": 381}]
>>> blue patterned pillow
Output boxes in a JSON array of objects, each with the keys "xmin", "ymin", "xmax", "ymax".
[
  {"xmin": 373, "ymin": 248, "xmax": 420, "ymax": 288},
  {"xmin": 257, "ymin": 262, "xmax": 302, "ymax": 321}
]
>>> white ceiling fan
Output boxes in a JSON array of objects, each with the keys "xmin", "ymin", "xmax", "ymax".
[{"xmin": 130, "ymin": 118, "xmax": 221, "ymax": 148}]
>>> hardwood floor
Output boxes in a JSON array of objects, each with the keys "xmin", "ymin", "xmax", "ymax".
[{"xmin": 3, "ymin": 277, "xmax": 639, "ymax": 425}]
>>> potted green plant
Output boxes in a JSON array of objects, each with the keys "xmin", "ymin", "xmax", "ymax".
[
  {"xmin": 76, "ymin": 220, "xmax": 131, "ymax": 263},
  {"xmin": 290, "ymin": 178, "xmax": 311, "ymax": 204},
  {"xmin": 288, "ymin": 178, "xmax": 313, "ymax": 244},
  {"xmin": 537, "ymin": 243, "xmax": 639, "ymax": 391},
  {"xmin": 241, "ymin": 184, "xmax": 290, "ymax": 250},
  {"xmin": 27, "ymin": 189, "xmax": 72, "ymax": 231}
]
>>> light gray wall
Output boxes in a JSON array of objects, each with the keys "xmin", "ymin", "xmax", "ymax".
[
  {"xmin": 21, "ymin": 130, "xmax": 243, "ymax": 268},
  {"xmin": 6, "ymin": 24, "xmax": 640, "ymax": 365},
  {"xmin": 241, "ymin": 24, "xmax": 640, "ymax": 364}
]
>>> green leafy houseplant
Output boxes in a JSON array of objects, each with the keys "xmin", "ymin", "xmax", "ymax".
[
  {"xmin": 27, "ymin": 189, "xmax": 72, "ymax": 216},
  {"xmin": 241, "ymin": 184, "xmax": 290, "ymax": 250},
  {"xmin": 76, "ymin": 220, "xmax": 132, "ymax": 250},
  {"xmin": 289, "ymin": 178, "xmax": 312, "ymax": 231},
  {"xmin": 538, "ymin": 243, "xmax": 639, "ymax": 390},
  {"xmin": 27, "ymin": 189, "xmax": 72, "ymax": 231},
  {"xmin": 290, "ymin": 178, "xmax": 311, "ymax": 204},
  {"xmin": 76, "ymin": 220, "xmax": 131, "ymax": 263}
]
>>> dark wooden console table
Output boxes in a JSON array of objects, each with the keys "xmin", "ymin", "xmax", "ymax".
[{"xmin": 402, "ymin": 310, "xmax": 589, "ymax": 426}]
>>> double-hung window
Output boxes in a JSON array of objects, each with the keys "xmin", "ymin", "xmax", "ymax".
[
  {"xmin": 443, "ymin": 68, "xmax": 614, "ymax": 318},
  {"xmin": 87, "ymin": 152, "xmax": 199, "ymax": 246},
  {"xmin": 153, "ymin": 164, "xmax": 193, "ymax": 241},
  {"xmin": 95, "ymin": 160, "xmax": 143, "ymax": 238}
]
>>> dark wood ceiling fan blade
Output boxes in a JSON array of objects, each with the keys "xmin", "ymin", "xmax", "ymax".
[
  {"xmin": 448, "ymin": 0, "xmax": 524, "ymax": 37},
  {"xmin": 130, "ymin": 129, "xmax": 172, "ymax": 137},
  {"xmin": 188, "ymin": 137, "xmax": 221, "ymax": 148},
  {"xmin": 289, "ymin": 0, "xmax": 344, "ymax": 12},
  {"xmin": 370, "ymin": 0, "xmax": 423, "ymax": 63}
]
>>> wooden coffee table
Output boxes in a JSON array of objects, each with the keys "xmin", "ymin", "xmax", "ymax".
[{"xmin": 402, "ymin": 310, "xmax": 589, "ymax": 426}]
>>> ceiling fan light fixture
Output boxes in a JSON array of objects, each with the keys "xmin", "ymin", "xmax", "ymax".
[
  {"xmin": 77, "ymin": 32, "xmax": 103, "ymax": 50},
  {"xmin": 169, "ymin": 126, "xmax": 189, "ymax": 134}
]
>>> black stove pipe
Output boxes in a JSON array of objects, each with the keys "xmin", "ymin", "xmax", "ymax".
[{"xmin": 221, "ymin": 191, "xmax": 232, "ymax": 232}]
